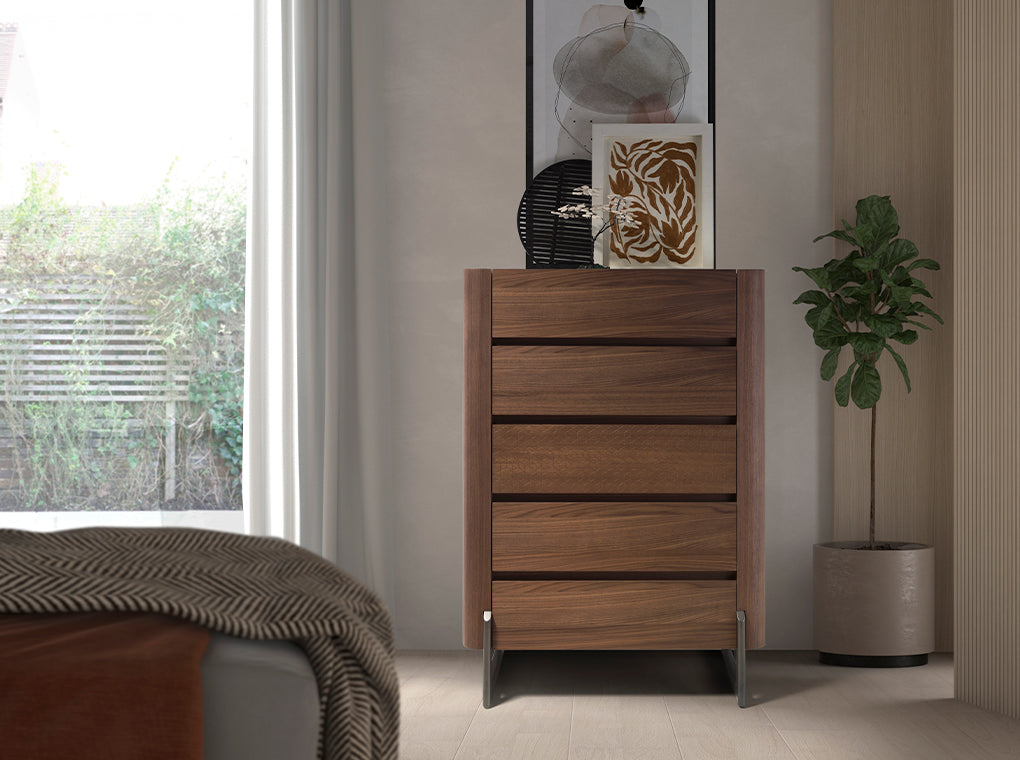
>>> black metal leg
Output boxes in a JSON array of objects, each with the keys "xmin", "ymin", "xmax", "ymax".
[
  {"xmin": 722, "ymin": 610, "xmax": 748, "ymax": 707},
  {"xmin": 736, "ymin": 610, "xmax": 747, "ymax": 707},
  {"xmin": 482, "ymin": 611, "xmax": 503, "ymax": 708}
]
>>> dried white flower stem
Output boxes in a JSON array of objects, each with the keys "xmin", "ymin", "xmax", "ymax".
[{"xmin": 551, "ymin": 186, "xmax": 638, "ymax": 245}]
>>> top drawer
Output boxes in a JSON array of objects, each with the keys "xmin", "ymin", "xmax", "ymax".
[{"xmin": 491, "ymin": 270, "xmax": 737, "ymax": 340}]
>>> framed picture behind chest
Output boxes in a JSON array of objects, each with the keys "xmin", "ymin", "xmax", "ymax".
[{"xmin": 526, "ymin": 0, "xmax": 715, "ymax": 181}]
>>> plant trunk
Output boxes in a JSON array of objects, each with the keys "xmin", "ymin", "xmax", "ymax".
[{"xmin": 869, "ymin": 401, "xmax": 876, "ymax": 549}]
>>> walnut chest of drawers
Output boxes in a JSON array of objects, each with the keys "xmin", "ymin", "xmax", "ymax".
[{"xmin": 463, "ymin": 269, "xmax": 764, "ymax": 706}]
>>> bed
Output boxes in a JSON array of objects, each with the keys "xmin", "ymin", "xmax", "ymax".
[
  {"xmin": 202, "ymin": 632, "xmax": 321, "ymax": 759},
  {"xmin": 0, "ymin": 527, "xmax": 399, "ymax": 760}
]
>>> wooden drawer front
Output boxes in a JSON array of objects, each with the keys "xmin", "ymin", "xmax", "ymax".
[
  {"xmin": 491, "ymin": 346, "xmax": 736, "ymax": 416},
  {"xmin": 491, "ymin": 270, "xmax": 736, "ymax": 340},
  {"xmin": 492, "ymin": 580, "xmax": 736, "ymax": 649},
  {"xmin": 491, "ymin": 424, "xmax": 736, "ymax": 494},
  {"xmin": 492, "ymin": 502, "xmax": 736, "ymax": 572}
]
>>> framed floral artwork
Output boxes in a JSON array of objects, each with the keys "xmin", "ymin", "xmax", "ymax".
[{"xmin": 591, "ymin": 123, "xmax": 714, "ymax": 269}]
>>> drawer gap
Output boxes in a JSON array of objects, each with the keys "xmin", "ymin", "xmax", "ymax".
[
  {"xmin": 493, "ymin": 493, "xmax": 738, "ymax": 503},
  {"xmin": 491, "ymin": 337, "xmax": 737, "ymax": 347},
  {"xmin": 492, "ymin": 415, "xmax": 737, "ymax": 425},
  {"xmin": 492, "ymin": 571, "xmax": 737, "ymax": 582}
]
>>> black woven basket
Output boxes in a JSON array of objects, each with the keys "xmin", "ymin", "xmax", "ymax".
[{"xmin": 517, "ymin": 159, "xmax": 595, "ymax": 268}]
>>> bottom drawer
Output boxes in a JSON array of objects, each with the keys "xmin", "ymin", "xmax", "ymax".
[{"xmin": 491, "ymin": 580, "xmax": 736, "ymax": 650}]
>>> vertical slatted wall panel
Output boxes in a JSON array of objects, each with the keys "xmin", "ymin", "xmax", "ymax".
[
  {"xmin": 832, "ymin": 0, "xmax": 954, "ymax": 651},
  {"xmin": 954, "ymin": 0, "xmax": 1020, "ymax": 721}
]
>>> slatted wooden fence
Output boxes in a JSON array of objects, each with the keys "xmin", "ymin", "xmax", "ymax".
[{"xmin": 0, "ymin": 278, "xmax": 189, "ymax": 501}]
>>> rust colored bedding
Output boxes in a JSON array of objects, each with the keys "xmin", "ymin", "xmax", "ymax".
[{"xmin": 0, "ymin": 612, "xmax": 210, "ymax": 759}]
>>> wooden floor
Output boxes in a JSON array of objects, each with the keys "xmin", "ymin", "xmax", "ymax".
[{"xmin": 397, "ymin": 650, "xmax": 1020, "ymax": 759}]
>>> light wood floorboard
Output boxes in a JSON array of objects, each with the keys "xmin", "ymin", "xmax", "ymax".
[{"xmin": 397, "ymin": 651, "xmax": 1020, "ymax": 760}]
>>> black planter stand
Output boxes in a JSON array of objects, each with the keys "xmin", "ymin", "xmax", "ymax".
[{"xmin": 819, "ymin": 652, "xmax": 928, "ymax": 668}]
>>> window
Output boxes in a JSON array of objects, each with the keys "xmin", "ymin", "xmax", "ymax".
[{"xmin": 0, "ymin": 2, "xmax": 251, "ymax": 531}]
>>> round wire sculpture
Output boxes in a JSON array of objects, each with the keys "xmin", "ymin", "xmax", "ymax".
[
  {"xmin": 517, "ymin": 159, "xmax": 595, "ymax": 268},
  {"xmin": 553, "ymin": 21, "xmax": 691, "ymax": 158}
]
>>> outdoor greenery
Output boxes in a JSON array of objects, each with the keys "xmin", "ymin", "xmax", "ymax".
[
  {"xmin": 0, "ymin": 162, "xmax": 245, "ymax": 510},
  {"xmin": 793, "ymin": 194, "xmax": 943, "ymax": 546}
]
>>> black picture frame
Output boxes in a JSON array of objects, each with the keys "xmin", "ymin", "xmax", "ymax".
[{"xmin": 525, "ymin": 0, "xmax": 716, "ymax": 186}]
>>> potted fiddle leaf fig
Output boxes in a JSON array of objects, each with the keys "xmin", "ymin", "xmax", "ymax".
[{"xmin": 794, "ymin": 194, "xmax": 943, "ymax": 667}]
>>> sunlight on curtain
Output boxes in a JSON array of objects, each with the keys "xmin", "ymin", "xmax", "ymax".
[
  {"xmin": 245, "ymin": 0, "xmax": 391, "ymax": 604},
  {"xmin": 246, "ymin": 0, "xmax": 294, "ymax": 543}
]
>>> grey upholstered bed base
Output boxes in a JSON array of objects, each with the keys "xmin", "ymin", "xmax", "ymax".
[{"xmin": 202, "ymin": 633, "xmax": 320, "ymax": 760}]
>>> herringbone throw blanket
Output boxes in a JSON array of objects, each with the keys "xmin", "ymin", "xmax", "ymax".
[{"xmin": 0, "ymin": 527, "xmax": 398, "ymax": 760}]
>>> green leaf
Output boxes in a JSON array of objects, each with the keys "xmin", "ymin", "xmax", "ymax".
[
  {"xmin": 805, "ymin": 305, "xmax": 827, "ymax": 330},
  {"xmin": 793, "ymin": 266, "xmax": 831, "ymax": 291},
  {"xmin": 826, "ymin": 258, "xmax": 865, "ymax": 291},
  {"xmin": 890, "ymin": 265, "xmax": 913, "ymax": 285},
  {"xmin": 848, "ymin": 332, "xmax": 885, "ymax": 355},
  {"xmin": 793, "ymin": 290, "xmax": 829, "ymax": 308},
  {"xmin": 885, "ymin": 343, "xmax": 912, "ymax": 392},
  {"xmin": 863, "ymin": 313, "xmax": 901, "ymax": 338},
  {"xmin": 907, "ymin": 279, "xmax": 933, "ymax": 299},
  {"xmin": 883, "ymin": 238, "xmax": 919, "ymax": 268},
  {"xmin": 906, "ymin": 257, "xmax": 940, "ymax": 272},
  {"xmin": 851, "ymin": 361, "xmax": 882, "ymax": 409},
  {"xmin": 880, "ymin": 269, "xmax": 914, "ymax": 309},
  {"xmin": 853, "ymin": 221, "xmax": 877, "ymax": 252},
  {"xmin": 836, "ymin": 299, "xmax": 862, "ymax": 323},
  {"xmin": 888, "ymin": 284, "xmax": 913, "ymax": 310},
  {"xmin": 835, "ymin": 362, "xmax": 856, "ymax": 407},
  {"xmin": 820, "ymin": 347, "xmax": 841, "ymax": 381},
  {"xmin": 814, "ymin": 318, "xmax": 850, "ymax": 350},
  {"xmin": 813, "ymin": 229, "xmax": 859, "ymax": 246},
  {"xmin": 913, "ymin": 302, "xmax": 945, "ymax": 325},
  {"xmin": 801, "ymin": 196, "xmax": 944, "ymax": 410},
  {"xmin": 816, "ymin": 302, "xmax": 835, "ymax": 329},
  {"xmin": 861, "ymin": 277, "xmax": 881, "ymax": 296},
  {"xmin": 852, "ymin": 256, "xmax": 879, "ymax": 272},
  {"xmin": 854, "ymin": 195, "xmax": 899, "ymax": 252}
]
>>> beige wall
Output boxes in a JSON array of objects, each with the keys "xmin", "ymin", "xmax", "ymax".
[
  {"xmin": 715, "ymin": 0, "xmax": 833, "ymax": 649},
  {"xmin": 352, "ymin": 0, "xmax": 833, "ymax": 649},
  {"xmin": 352, "ymin": 0, "xmax": 526, "ymax": 648},
  {"xmin": 954, "ymin": 0, "xmax": 1020, "ymax": 720}
]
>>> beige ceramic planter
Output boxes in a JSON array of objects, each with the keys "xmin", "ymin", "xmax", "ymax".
[{"xmin": 813, "ymin": 541, "xmax": 935, "ymax": 666}]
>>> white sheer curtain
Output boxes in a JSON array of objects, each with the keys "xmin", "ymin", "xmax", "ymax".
[{"xmin": 244, "ymin": 0, "xmax": 392, "ymax": 605}]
